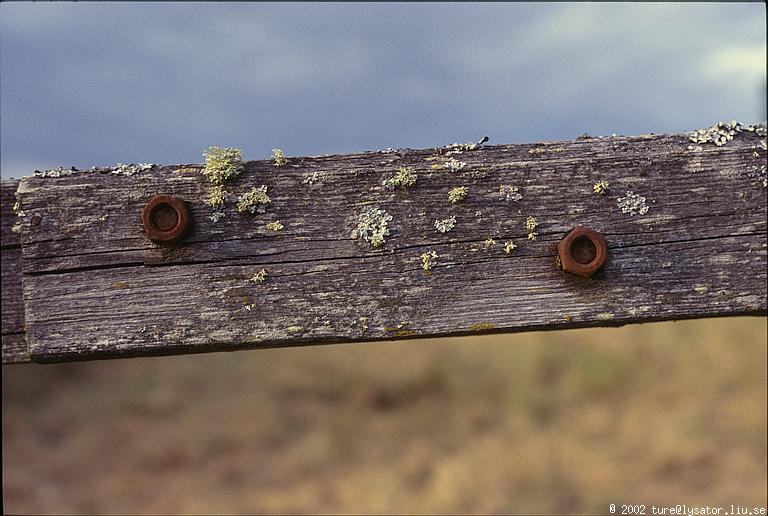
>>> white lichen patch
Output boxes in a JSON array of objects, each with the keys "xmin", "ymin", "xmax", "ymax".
[
  {"xmin": 109, "ymin": 163, "xmax": 155, "ymax": 176},
  {"xmin": 249, "ymin": 269, "xmax": 268, "ymax": 283},
  {"xmin": 596, "ymin": 312, "xmax": 615, "ymax": 321},
  {"xmin": 266, "ymin": 220, "xmax": 284, "ymax": 231},
  {"xmin": 11, "ymin": 221, "xmax": 22, "ymax": 234},
  {"xmin": 499, "ymin": 185, "xmax": 523, "ymax": 202},
  {"xmin": 689, "ymin": 120, "xmax": 749, "ymax": 147},
  {"xmin": 383, "ymin": 167, "xmax": 417, "ymax": 190},
  {"xmin": 434, "ymin": 216, "xmax": 456, "ymax": 233},
  {"xmin": 503, "ymin": 240, "xmax": 517, "ymax": 254},
  {"xmin": 272, "ymin": 148, "xmax": 287, "ymax": 167},
  {"xmin": 420, "ymin": 250, "xmax": 438, "ymax": 271},
  {"xmin": 352, "ymin": 206, "xmax": 392, "ymax": 247},
  {"xmin": 617, "ymin": 191, "xmax": 650, "ymax": 215},
  {"xmin": 33, "ymin": 166, "xmax": 80, "ymax": 178},
  {"xmin": 593, "ymin": 180, "xmax": 610, "ymax": 195},
  {"xmin": 448, "ymin": 186, "xmax": 468, "ymax": 204},
  {"xmin": 444, "ymin": 136, "xmax": 488, "ymax": 155},
  {"xmin": 209, "ymin": 211, "xmax": 226, "ymax": 223},
  {"xmin": 443, "ymin": 158, "xmax": 467, "ymax": 172},
  {"xmin": 302, "ymin": 171, "xmax": 321, "ymax": 186},
  {"xmin": 202, "ymin": 146, "xmax": 244, "ymax": 184},
  {"xmin": 236, "ymin": 185, "xmax": 272, "ymax": 214},
  {"xmin": 525, "ymin": 216, "xmax": 538, "ymax": 240}
]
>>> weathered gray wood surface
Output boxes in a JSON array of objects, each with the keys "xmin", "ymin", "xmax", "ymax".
[
  {"xmin": 7, "ymin": 128, "xmax": 768, "ymax": 363},
  {"xmin": 2, "ymin": 180, "xmax": 30, "ymax": 363}
]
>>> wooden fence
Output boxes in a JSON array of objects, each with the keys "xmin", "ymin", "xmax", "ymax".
[{"xmin": 2, "ymin": 125, "xmax": 766, "ymax": 364}]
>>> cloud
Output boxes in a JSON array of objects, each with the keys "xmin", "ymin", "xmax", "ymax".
[{"xmin": 1, "ymin": 3, "xmax": 765, "ymax": 177}]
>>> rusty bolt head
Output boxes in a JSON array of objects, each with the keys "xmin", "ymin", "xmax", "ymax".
[
  {"xmin": 141, "ymin": 195, "xmax": 191, "ymax": 242},
  {"xmin": 557, "ymin": 227, "xmax": 608, "ymax": 278}
]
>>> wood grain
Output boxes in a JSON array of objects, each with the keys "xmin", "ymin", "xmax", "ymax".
[
  {"xmin": 9, "ymin": 130, "xmax": 768, "ymax": 363},
  {"xmin": 2, "ymin": 180, "xmax": 30, "ymax": 363}
]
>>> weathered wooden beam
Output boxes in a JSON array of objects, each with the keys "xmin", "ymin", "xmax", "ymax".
[
  {"xmin": 2, "ymin": 180, "xmax": 30, "ymax": 363},
  {"xmin": 7, "ymin": 126, "xmax": 768, "ymax": 363}
]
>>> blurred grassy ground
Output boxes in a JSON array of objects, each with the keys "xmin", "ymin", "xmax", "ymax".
[{"xmin": 2, "ymin": 317, "xmax": 767, "ymax": 515}]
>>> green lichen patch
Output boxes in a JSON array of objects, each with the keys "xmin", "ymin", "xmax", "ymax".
[
  {"xmin": 237, "ymin": 186, "xmax": 272, "ymax": 214},
  {"xmin": 448, "ymin": 186, "xmax": 468, "ymax": 204},
  {"xmin": 383, "ymin": 167, "xmax": 417, "ymax": 190},
  {"xmin": 352, "ymin": 206, "xmax": 392, "ymax": 247},
  {"xmin": 202, "ymin": 146, "xmax": 244, "ymax": 184}
]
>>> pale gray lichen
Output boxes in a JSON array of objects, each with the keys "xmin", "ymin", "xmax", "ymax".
[
  {"xmin": 420, "ymin": 250, "xmax": 438, "ymax": 271},
  {"xmin": 209, "ymin": 211, "xmax": 226, "ymax": 223},
  {"xmin": 266, "ymin": 220, "xmax": 284, "ymax": 231},
  {"xmin": 444, "ymin": 136, "xmax": 488, "ymax": 155},
  {"xmin": 434, "ymin": 216, "xmax": 456, "ymax": 233},
  {"xmin": 593, "ymin": 181, "xmax": 610, "ymax": 195},
  {"xmin": 249, "ymin": 269, "xmax": 268, "ymax": 283},
  {"xmin": 352, "ymin": 206, "xmax": 392, "ymax": 247},
  {"xmin": 503, "ymin": 240, "xmax": 518, "ymax": 254},
  {"xmin": 443, "ymin": 158, "xmax": 467, "ymax": 172},
  {"xmin": 272, "ymin": 148, "xmax": 287, "ymax": 167},
  {"xmin": 109, "ymin": 163, "xmax": 155, "ymax": 176},
  {"xmin": 302, "ymin": 171, "xmax": 321, "ymax": 186},
  {"xmin": 236, "ymin": 185, "xmax": 271, "ymax": 214},
  {"xmin": 33, "ymin": 166, "xmax": 80, "ymax": 178},
  {"xmin": 383, "ymin": 167, "xmax": 417, "ymax": 190},
  {"xmin": 499, "ymin": 185, "xmax": 522, "ymax": 202},
  {"xmin": 525, "ymin": 216, "xmax": 538, "ymax": 240},
  {"xmin": 202, "ymin": 146, "xmax": 244, "ymax": 184},
  {"xmin": 448, "ymin": 186, "xmax": 468, "ymax": 204},
  {"xmin": 617, "ymin": 191, "xmax": 650, "ymax": 215},
  {"xmin": 689, "ymin": 120, "xmax": 742, "ymax": 146}
]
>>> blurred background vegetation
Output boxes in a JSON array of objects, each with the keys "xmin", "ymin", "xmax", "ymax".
[{"xmin": 3, "ymin": 317, "xmax": 766, "ymax": 514}]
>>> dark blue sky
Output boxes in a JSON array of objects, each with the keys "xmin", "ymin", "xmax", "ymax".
[{"xmin": 1, "ymin": 2, "xmax": 765, "ymax": 178}]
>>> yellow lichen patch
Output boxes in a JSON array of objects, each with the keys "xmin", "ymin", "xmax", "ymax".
[
  {"xmin": 249, "ymin": 269, "xmax": 268, "ymax": 283},
  {"xmin": 526, "ymin": 216, "xmax": 539, "ymax": 240},
  {"xmin": 503, "ymin": 240, "xmax": 517, "ymax": 254},
  {"xmin": 420, "ymin": 251, "xmax": 438, "ymax": 271},
  {"xmin": 202, "ymin": 146, "xmax": 244, "ymax": 185},
  {"xmin": 483, "ymin": 238, "xmax": 496, "ymax": 248},
  {"xmin": 448, "ymin": 186, "xmax": 468, "ymax": 204},
  {"xmin": 596, "ymin": 312, "xmax": 615, "ymax": 320},
  {"xmin": 469, "ymin": 322, "xmax": 495, "ymax": 332},
  {"xmin": 383, "ymin": 167, "xmax": 417, "ymax": 190},
  {"xmin": 109, "ymin": 281, "xmax": 129, "ymax": 289},
  {"xmin": 266, "ymin": 221, "xmax": 284, "ymax": 231},
  {"xmin": 173, "ymin": 167, "xmax": 200, "ymax": 174},
  {"xmin": 272, "ymin": 148, "xmax": 287, "ymax": 167},
  {"xmin": 593, "ymin": 181, "xmax": 610, "ymax": 195},
  {"xmin": 286, "ymin": 325, "xmax": 303, "ymax": 333}
]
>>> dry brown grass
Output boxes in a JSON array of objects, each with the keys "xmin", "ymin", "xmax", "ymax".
[{"xmin": 3, "ymin": 317, "xmax": 766, "ymax": 514}]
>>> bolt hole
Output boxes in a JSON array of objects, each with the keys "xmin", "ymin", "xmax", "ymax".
[
  {"xmin": 571, "ymin": 236, "xmax": 597, "ymax": 264},
  {"xmin": 150, "ymin": 203, "xmax": 179, "ymax": 232}
]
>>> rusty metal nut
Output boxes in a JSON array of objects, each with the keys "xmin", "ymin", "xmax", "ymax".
[
  {"xmin": 141, "ymin": 195, "xmax": 191, "ymax": 242},
  {"xmin": 557, "ymin": 227, "xmax": 608, "ymax": 278}
]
